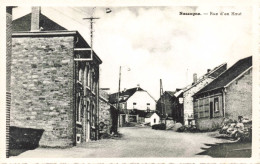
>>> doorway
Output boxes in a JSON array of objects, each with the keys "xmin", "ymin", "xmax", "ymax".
[{"xmin": 210, "ymin": 102, "xmax": 213, "ymax": 119}]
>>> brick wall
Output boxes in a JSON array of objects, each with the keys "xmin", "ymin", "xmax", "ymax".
[
  {"xmin": 11, "ymin": 35, "xmax": 75, "ymax": 147},
  {"xmin": 225, "ymin": 68, "xmax": 252, "ymax": 120}
]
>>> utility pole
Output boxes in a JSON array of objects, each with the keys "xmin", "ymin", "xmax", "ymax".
[
  {"xmin": 116, "ymin": 66, "xmax": 122, "ymax": 132},
  {"xmin": 83, "ymin": 11, "xmax": 100, "ymax": 140},
  {"xmin": 83, "ymin": 17, "xmax": 100, "ymax": 61},
  {"xmin": 160, "ymin": 79, "xmax": 166, "ymax": 125}
]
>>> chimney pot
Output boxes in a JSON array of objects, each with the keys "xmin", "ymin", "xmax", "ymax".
[
  {"xmin": 31, "ymin": 7, "xmax": 41, "ymax": 32},
  {"xmin": 193, "ymin": 73, "xmax": 197, "ymax": 84}
]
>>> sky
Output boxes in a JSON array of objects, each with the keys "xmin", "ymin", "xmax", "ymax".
[{"xmin": 12, "ymin": 6, "xmax": 252, "ymax": 100}]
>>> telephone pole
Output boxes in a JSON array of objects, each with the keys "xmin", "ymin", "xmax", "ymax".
[{"xmin": 83, "ymin": 17, "xmax": 100, "ymax": 60}]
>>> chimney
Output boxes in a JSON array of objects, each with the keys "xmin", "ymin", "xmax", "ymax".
[
  {"xmin": 193, "ymin": 73, "xmax": 197, "ymax": 84},
  {"xmin": 31, "ymin": 7, "xmax": 41, "ymax": 32},
  {"xmin": 136, "ymin": 84, "xmax": 140, "ymax": 90},
  {"xmin": 207, "ymin": 69, "xmax": 211, "ymax": 73}
]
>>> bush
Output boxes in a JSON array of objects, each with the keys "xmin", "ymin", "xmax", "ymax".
[{"xmin": 152, "ymin": 123, "xmax": 166, "ymax": 130}]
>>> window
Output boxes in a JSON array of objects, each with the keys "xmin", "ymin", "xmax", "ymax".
[
  {"xmin": 76, "ymin": 94, "xmax": 82, "ymax": 123},
  {"xmin": 87, "ymin": 65, "xmax": 90, "ymax": 87},
  {"xmin": 147, "ymin": 103, "xmax": 150, "ymax": 109},
  {"xmin": 154, "ymin": 118, "xmax": 156, "ymax": 123},
  {"xmin": 78, "ymin": 68, "xmax": 82, "ymax": 82},
  {"xmin": 92, "ymin": 104, "xmax": 95, "ymax": 127},
  {"xmin": 133, "ymin": 102, "xmax": 137, "ymax": 109},
  {"xmin": 214, "ymin": 97, "xmax": 219, "ymax": 112},
  {"xmin": 76, "ymin": 134, "xmax": 81, "ymax": 144}
]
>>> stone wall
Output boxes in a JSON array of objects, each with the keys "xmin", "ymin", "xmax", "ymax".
[
  {"xmin": 11, "ymin": 36, "xmax": 75, "ymax": 147},
  {"xmin": 225, "ymin": 68, "xmax": 252, "ymax": 120},
  {"xmin": 99, "ymin": 98, "xmax": 112, "ymax": 134},
  {"xmin": 6, "ymin": 7, "xmax": 13, "ymax": 158},
  {"xmin": 183, "ymin": 78, "xmax": 213, "ymax": 125},
  {"xmin": 195, "ymin": 117, "xmax": 223, "ymax": 131}
]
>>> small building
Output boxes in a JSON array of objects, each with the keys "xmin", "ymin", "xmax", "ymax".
[
  {"xmin": 109, "ymin": 87, "xmax": 156, "ymax": 126},
  {"xmin": 10, "ymin": 7, "xmax": 102, "ymax": 148},
  {"xmin": 183, "ymin": 63, "xmax": 227, "ymax": 126},
  {"xmin": 99, "ymin": 89, "xmax": 116, "ymax": 135},
  {"xmin": 145, "ymin": 113, "xmax": 160, "ymax": 126},
  {"xmin": 193, "ymin": 56, "xmax": 252, "ymax": 131},
  {"xmin": 156, "ymin": 89, "xmax": 184, "ymax": 124}
]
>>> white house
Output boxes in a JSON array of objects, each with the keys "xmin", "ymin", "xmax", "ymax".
[
  {"xmin": 109, "ymin": 87, "xmax": 156, "ymax": 126},
  {"xmin": 109, "ymin": 87, "xmax": 156, "ymax": 112},
  {"xmin": 145, "ymin": 113, "xmax": 160, "ymax": 126}
]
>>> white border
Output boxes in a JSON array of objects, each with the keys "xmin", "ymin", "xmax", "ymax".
[{"xmin": 1, "ymin": 0, "xmax": 259, "ymax": 163}]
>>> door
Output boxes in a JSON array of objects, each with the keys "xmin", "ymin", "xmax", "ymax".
[{"xmin": 210, "ymin": 102, "xmax": 213, "ymax": 119}]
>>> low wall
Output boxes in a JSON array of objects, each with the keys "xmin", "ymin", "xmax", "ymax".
[{"xmin": 196, "ymin": 117, "xmax": 223, "ymax": 131}]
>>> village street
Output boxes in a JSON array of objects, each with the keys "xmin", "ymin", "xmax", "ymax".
[{"xmin": 10, "ymin": 126, "xmax": 239, "ymax": 158}]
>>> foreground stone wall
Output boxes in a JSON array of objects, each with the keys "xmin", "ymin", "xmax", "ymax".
[
  {"xmin": 11, "ymin": 36, "xmax": 75, "ymax": 147},
  {"xmin": 195, "ymin": 117, "xmax": 223, "ymax": 131},
  {"xmin": 225, "ymin": 68, "xmax": 252, "ymax": 120}
]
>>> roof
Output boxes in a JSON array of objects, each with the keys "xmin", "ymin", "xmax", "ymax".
[
  {"xmin": 13, "ymin": 13, "xmax": 67, "ymax": 31},
  {"xmin": 183, "ymin": 63, "xmax": 227, "ymax": 92},
  {"xmin": 174, "ymin": 89, "xmax": 183, "ymax": 97},
  {"xmin": 194, "ymin": 56, "xmax": 252, "ymax": 96},
  {"xmin": 145, "ymin": 112, "xmax": 158, "ymax": 118},
  {"xmin": 163, "ymin": 89, "xmax": 183, "ymax": 99},
  {"xmin": 12, "ymin": 12, "xmax": 102, "ymax": 64},
  {"xmin": 165, "ymin": 91, "xmax": 175, "ymax": 97},
  {"xmin": 109, "ymin": 87, "xmax": 144, "ymax": 104}
]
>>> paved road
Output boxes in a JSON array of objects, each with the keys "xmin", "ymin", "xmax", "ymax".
[{"xmin": 12, "ymin": 126, "xmax": 228, "ymax": 158}]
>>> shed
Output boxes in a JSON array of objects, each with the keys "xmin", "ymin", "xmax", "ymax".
[{"xmin": 145, "ymin": 113, "xmax": 160, "ymax": 126}]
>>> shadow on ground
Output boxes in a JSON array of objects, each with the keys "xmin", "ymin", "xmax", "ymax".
[
  {"xmin": 197, "ymin": 141, "xmax": 251, "ymax": 158},
  {"xmin": 9, "ymin": 126, "xmax": 44, "ymax": 157}
]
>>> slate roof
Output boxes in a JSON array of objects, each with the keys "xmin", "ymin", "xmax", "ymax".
[
  {"xmin": 13, "ymin": 13, "xmax": 67, "ymax": 31},
  {"xmin": 194, "ymin": 56, "xmax": 252, "ymax": 96},
  {"xmin": 183, "ymin": 63, "xmax": 227, "ymax": 92},
  {"xmin": 164, "ymin": 89, "xmax": 183, "ymax": 98},
  {"xmin": 109, "ymin": 87, "xmax": 144, "ymax": 104},
  {"xmin": 12, "ymin": 12, "xmax": 103, "ymax": 64},
  {"xmin": 165, "ymin": 91, "xmax": 175, "ymax": 97}
]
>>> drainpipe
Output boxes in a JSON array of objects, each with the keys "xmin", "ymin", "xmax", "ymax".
[{"xmin": 222, "ymin": 88, "xmax": 226, "ymax": 117}]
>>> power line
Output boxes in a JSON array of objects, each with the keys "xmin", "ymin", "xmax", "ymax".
[{"xmin": 48, "ymin": 7, "xmax": 87, "ymax": 27}]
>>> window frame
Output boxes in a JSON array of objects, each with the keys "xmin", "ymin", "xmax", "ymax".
[{"xmin": 214, "ymin": 97, "xmax": 219, "ymax": 113}]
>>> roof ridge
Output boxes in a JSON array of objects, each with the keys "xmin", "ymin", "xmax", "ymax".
[{"xmin": 194, "ymin": 56, "xmax": 252, "ymax": 96}]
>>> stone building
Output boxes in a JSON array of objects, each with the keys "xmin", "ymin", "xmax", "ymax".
[
  {"xmin": 156, "ymin": 89, "xmax": 184, "ymax": 124},
  {"xmin": 183, "ymin": 63, "xmax": 227, "ymax": 126},
  {"xmin": 10, "ymin": 7, "xmax": 102, "ymax": 147},
  {"xmin": 6, "ymin": 6, "xmax": 15, "ymax": 158},
  {"xmin": 193, "ymin": 56, "xmax": 252, "ymax": 130},
  {"xmin": 99, "ymin": 89, "xmax": 114, "ymax": 135}
]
